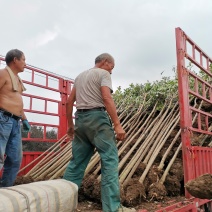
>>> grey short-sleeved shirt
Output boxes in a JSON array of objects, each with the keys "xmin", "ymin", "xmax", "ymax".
[{"xmin": 74, "ymin": 68, "xmax": 113, "ymax": 109}]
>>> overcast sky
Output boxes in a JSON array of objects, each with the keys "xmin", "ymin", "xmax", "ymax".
[{"xmin": 1, "ymin": 0, "xmax": 212, "ymax": 90}]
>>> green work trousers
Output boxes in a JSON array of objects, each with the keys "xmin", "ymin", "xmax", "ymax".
[{"xmin": 63, "ymin": 110, "xmax": 120, "ymax": 212}]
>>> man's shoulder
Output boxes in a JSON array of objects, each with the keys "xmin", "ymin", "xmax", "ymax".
[
  {"xmin": 76, "ymin": 70, "xmax": 88, "ymax": 78},
  {"xmin": 88, "ymin": 68, "xmax": 109, "ymax": 76},
  {"xmin": 0, "ymin": 69, "xmax": 9, "ymax": 88},
  {"xmin": 76, "ymin": 68, "xmax": 109, "ymax": 81},
  {"xmin": 0, "ymin": 68, "xmax": 8, "ymax": 76},
  {"xmin": 77, "ymin": 68, "xmax": 99, "ymax": 77},
  {"xmin": 0, "ymin": 67, "xmax": 6, "ymax": 72}
]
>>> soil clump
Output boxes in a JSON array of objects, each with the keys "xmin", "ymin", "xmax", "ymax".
[{"xmin": 185, "ymin": 173, "xmax": 212, "ymax": 199}]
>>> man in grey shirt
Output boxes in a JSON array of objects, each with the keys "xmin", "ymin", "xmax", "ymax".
[{"xmin": 63, "ymin": 53, "xmax": 135, "ymax": 212}]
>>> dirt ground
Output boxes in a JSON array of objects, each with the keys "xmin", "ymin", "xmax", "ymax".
[{"xmin": 76, "ymin": 196, "xmax": 187, "ymax": 212}]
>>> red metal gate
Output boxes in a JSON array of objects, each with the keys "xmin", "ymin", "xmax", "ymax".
[
  {"xmin": 0, "ymin": 56, "xmax": 74, "ymax": 141},
  {"xmin": 175, "ymin": 27, "xmax": 212, "ymax": 210},
  {"xmin": 0, "ymin": 56, "xmax": 74, "ymax": 175}
]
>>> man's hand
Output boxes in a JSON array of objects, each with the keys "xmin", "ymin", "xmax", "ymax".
[
  {"xmin": 67, "ymin": 126, "xmax": 74, "ymax": 140},
  {"xmin": 22, "ymin": 120, "xmax": 31, "ymax": 132},
  {"xmin": 114, "ymin": 124, "xmax": 126, "ymax": 141}
]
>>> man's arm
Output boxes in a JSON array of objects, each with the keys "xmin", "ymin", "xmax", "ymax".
[
  {"xmin": 21, "ymin": 111, "xmax": 27, "ymax": 121},
  {"xmin": 21, "ymin": 110, "xmax": 31, "ymax": 132},
  {"xmin": 101, "ymin": 86, "xmax": 126, "ymax": 141},
  {"xmin": 66, "ymin": 87, "xmax": 76, "ymax": 139}
]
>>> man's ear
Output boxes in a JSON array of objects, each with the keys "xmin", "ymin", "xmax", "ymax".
[
  {"xmin": 13, "ymin": 57, "xmax": 17, "ymax": 63},
  {"xmin": 98, "ymin": 60, "xmax": 106, "ymax": 68}
]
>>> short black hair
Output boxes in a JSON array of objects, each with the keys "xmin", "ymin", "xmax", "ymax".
[
  {"xmin": 95, "ymin": 53, "xmax": 114, "ymax": 64},
  {"xmin": 5, "ymin": 49, "xmax": 24, "ymax": 65}
]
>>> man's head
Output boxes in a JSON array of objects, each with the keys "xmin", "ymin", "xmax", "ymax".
[
  {"xmin": 95, "ymin": 53, "xmax": 115, "ymax": 74},
  {"xmin": 5, "ymin": 49, "xmax": 26, "ymax": 72}
]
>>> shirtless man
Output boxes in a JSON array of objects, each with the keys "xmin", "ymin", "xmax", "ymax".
[{"xmin": 0, "ymin": 49, "xmax": 30, "ymax": 187}]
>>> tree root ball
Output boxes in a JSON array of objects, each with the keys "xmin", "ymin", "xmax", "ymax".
[
  {"xmin": 123, "ymin": 179, "xmax": 146, "ymax": 207},
  {"xmin": 14, "ymin": 176, "xmax": 34, "ymax": 185},
  {"xmin": 82, "ymin": 174, "xmax": 96, "ymax": 197},
  {"xmin": 133, "ymin": 162, "xmax": 146, "ymax": 177},
  {"xmin": 147, "ymin": 182, "xmax": 167, "ymax": 201},
  {"xmin": 169, "ymin": 158, "xmax": 183, "ymax": 181},
  {"xmin": 185, "ymin": 174, "xmax": 212, "ymax": 199},
  {"xmin": 164, "ymin": 175, "xmax": 181, "ymax": 196},
  {"xmin": 146, "ymin": 165, "xmax": 163, "ymax": 187},
  {"xmin": 120, "ymin": 184, "xmax": 126, "ymax": 203},
  {"xmin": 92, "ymin": 179, "xmax": 101, "ymax": 202}
]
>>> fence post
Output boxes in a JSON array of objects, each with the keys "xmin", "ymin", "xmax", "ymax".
[
  {"xmin": 176, "ymin": 27, "xmax": 194, "ymax": 198},
  {"xmin": 58, "ymin": 79, "xmax": 70, "ymax": 139}
]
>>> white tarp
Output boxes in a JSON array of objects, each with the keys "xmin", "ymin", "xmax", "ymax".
[{"xmin": 0, "ymin": 179, "xmax": 78, "ymax": 212}]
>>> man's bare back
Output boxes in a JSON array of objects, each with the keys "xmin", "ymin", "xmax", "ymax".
[{"xmin": 0, "ymin": 69, "xmax": 24, "ymax": 116}]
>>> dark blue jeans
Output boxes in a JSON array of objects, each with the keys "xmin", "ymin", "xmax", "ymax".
[
  {"xmin": 63, "ymin": 110, "xmax": 121, "ymax": 212},
  {"xmin": 0, "ymin": 112, "xmax": 22, "ymax": 187}
]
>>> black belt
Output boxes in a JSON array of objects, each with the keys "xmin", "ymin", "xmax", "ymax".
[
  {"xmin": 77, "ymin": 107, "xmax": 106, "ymax": 112},
  {"xmin": 0, "ymin": 109, "xmax": 21, "ymax": 121}
]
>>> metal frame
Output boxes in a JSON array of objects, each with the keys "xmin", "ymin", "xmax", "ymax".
[
  {"xmin": 175, "ymin": 27, "xmax": 212, "ymax": 211},
  {"xmin": 0, "ymin": 57, "xmax": 74, "ymax": 142}
]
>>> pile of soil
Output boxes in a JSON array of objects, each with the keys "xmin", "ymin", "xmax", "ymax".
[{"xmin": 185, "ymin": 174, "xmax": 212, "ymax": 199}]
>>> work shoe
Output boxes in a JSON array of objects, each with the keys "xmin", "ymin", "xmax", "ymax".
[{"xmin": 118, "ymin": 205, "xmax": 136, "ymax": 212}]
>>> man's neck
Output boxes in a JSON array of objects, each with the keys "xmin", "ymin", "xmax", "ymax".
[{"xmin": 7, "ymin": 65, "xmax": 18, "ymax": 75}]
